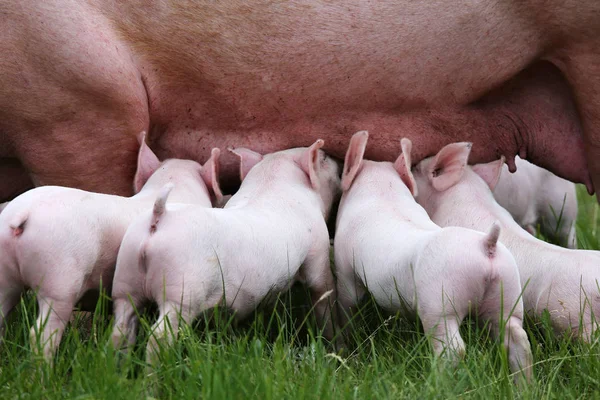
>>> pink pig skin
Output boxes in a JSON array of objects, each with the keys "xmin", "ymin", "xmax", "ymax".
[
  {"xmin": 2, "ymin": 2, "xmax": 600, "ymax": 201},
  {"xmin": 0, "ymin": 133, "xmax": 222, "ymax": 361},
  {"xmin": 413, "ymin": 142, "xmax": 600, "ymax": 341},
  {"xmin": 110, "ymin": 140, "xmax": 341, "ymax": 362},
  {"xmin": 493, "ymin": 157, "xmax": 577, "ymax": 248},
  {"xmin": 334, "ymin": 132, "xmax": 532, "ymax": 380}
]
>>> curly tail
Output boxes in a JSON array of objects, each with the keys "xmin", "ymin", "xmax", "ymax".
[
  {"xmin": 150, "ymin": 183, "xmax": 174, "ymax": 234},
  {"xmin": 483, "ymin": 222, "xmax": 501, "ymax": 258},
  {"xmin": 8, "ymin": 209, "xmax": 28, "ymax": 238}
]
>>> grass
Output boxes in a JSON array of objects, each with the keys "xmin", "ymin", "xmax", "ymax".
[{"xmin": 1, "ymin": 186, "xmax": 600, "ymax": 399}]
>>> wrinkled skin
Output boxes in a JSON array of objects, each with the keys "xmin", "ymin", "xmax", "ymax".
[{"xmin": 1, "ymin": 1, "xmax": 599, "ymax": 201}]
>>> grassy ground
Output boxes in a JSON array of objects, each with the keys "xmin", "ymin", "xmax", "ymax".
[{"xmin": 1, "ymin": 186, "xmax": 599, "ymax": 399}]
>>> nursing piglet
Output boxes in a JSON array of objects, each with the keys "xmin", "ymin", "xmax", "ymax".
[
  {"xmin": 493, "ymin": 157, "xmax": 577, "ymax": 248},
  {"xmin": 0, "ymin": 132, "xmax": 222, "ymax": 360},
  {"xmin": 334, "ymin": 132, "xmax": 532, "ymax": 379},
  {"xmin": 412, "ymin": 143, "xmax": 600, "ymax": 340},
  {"xmin": 111, "ymin": 140, "xmax": 340, "ymax": 360}
]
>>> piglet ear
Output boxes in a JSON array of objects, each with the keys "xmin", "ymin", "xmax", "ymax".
[
  {"xmin": 229, "ymin": 147, "xmax": 263, "ymax": 181},
  {"xmin": 429, "ymin": 142, "xmax": 472, "ymax": 191},
  {"xmin": 200, "ymin": 148, "xmax": 224, "ymax": 206},
  {"xmin": 472, "ymin": 156, "xmax": 505, "ymax": 191},
  {"xmin": 298, "ymin": 139, "xmax": 325, "ymax": 189},
  {"xmin": 133, "ymin": 131, "xmax": 161, "ymax": 193},
  {"xmin": 393, "ymin": 138, "xmax": 418, "ymax": 196},
  {"xmin": 341, "ymin": 131, "xmax": 368, "ymax": 192}
]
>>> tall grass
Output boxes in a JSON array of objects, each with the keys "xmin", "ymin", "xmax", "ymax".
[{"xmin": 0, "ymin": 186, "xmax": 599, "ymax": 399}]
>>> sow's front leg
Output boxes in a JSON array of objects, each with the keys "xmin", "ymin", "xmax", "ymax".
[{"xmin": 0, "ymin": 2, "xmax": 149, "ymax": 196}]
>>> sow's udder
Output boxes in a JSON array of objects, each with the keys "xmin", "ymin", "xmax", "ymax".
[
  {"xmin": 0, "ymin": 0, "xmax": 590, "ymax": 199},
  {"xmin": 149, "ymin": 63, "xmax": 588, "ymax": 194}
]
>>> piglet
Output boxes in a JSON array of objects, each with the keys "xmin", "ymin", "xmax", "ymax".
[
  {"xmin": 111, "ymin": 140, "xmax": 341, "ymax": 360},
  {"xmin": 0, "ymin": 132, "xmax": 222, "ymax": 361},
  {"xmin": 412, "ymin": 142, "xmax": 600, "ymax": 340},
  {"xmin": 493, "ymin": 156, "xmax": 577, "ymax": 248},
  {"xmin": 334, "ymin": 132, "xmax": 532, "ymax": 379}
]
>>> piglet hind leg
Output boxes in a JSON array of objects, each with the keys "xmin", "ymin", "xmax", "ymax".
[
  {"xmin": 0, "ymin": 286, "xmax": 23, "ymax": 342},
  {"xmin": 146, "ymin": 301, "xmax": 194, "ymax": 366},
  {"xmin": 418, "ymin": 306, "xmax": 466, "ymax": 368},
  {"xmin": 573, "ymin": 283, "xmax": 600, "ymax": 343},
  {"xmin": 478, "ymin": 284, "xmax": 533, "ymax": 383},
  {"xmin": 301, "ymin": 245, "xmax": 339, "ymax": 344},
  {"xmin": 483, "ymin": 314, "xmax": 533, "ymax": 385},
  {"xmin": 334, "ymin": 260, "xmax": 366, "ymax": 343},
  {"xmin": 111, "ymin": 228, "xmax": 151, "ymax": 353},
  {"xmin": 30, "ymin": 295, "xmax": 75, "ymax": 363},
  {"xmin": 111, "ymin": 296, "xmax": 145, "ymax": 353}
]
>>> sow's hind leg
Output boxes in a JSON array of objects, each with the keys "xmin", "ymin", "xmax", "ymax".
[{"xmin": 0, "ymin": 2, "xmax": 149, "ymax": 196}]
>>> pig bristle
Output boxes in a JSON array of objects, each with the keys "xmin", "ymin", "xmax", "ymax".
[
  {"xmin": 150, "ymin": 183, "xmax": 174, "ymax": 234},
  {"xmin": 484, "ymin": 222, "xmax": 501, "ymax": 257}
]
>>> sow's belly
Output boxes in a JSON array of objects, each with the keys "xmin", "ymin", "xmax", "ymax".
[
  {"xmin": 108, "ymin": 0, "xmax": 568, "ymax": 189},
  {"xmin": 0, "ymin": 0, "xmax": 590, "ymax": 198},
  {"xmin": 143, "ymin": 61, "xmax": 587, "ymax": 193}
]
